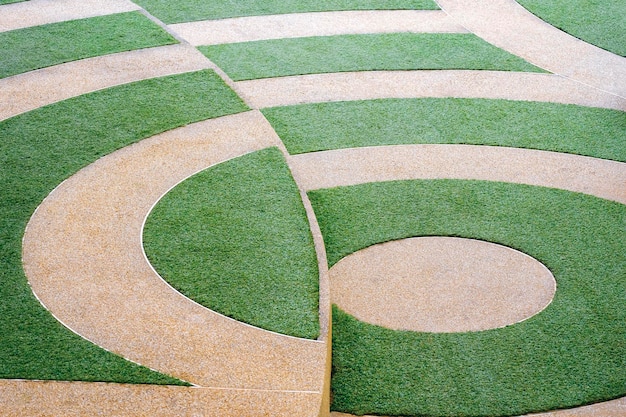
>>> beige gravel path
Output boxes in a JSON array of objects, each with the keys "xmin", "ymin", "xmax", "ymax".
[
  {"xmin": 0, "ymin": 44, "xmax": 211, "ymax": 121},
  {"xmin": 0, "ymin": 0, "xmax": 139, "ymax": 32},
  {"xmin": 21, "ymin": 111, "xmax": 329, "ymax": 413},
  {"xmin": 170, "ymin": 10, "xmax": 466, "ymax": 46},
  {"xmin": 236, "ymin": 71, "xmax": 626, "ymax": 111},
  {"xmin": 435, "ymin": 0, "xmax": 626, "ymax": 98},
  {"xmin": 329, "ymin": 236, "xmax": 556, "ymax": 333},
  {"xmin": 0, "ymin": 380, "xmax": 322, "ymax": 417},
  {"xmin": 289, "ymin": 145, "xmax": 626, "ymax": 204}
]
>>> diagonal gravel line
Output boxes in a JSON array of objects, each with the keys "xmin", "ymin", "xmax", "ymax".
[
  {"xmin": 0, "ymin": 44, "xmax": 212, "ymax": 121},
  {"xmin": 435, "ymin": 0, "xmax": 626, "ymax": 99},
  {"xmin": 170, "ymin": 10, "xmax": 467, "ymax": 46},
  {"xmin": 236, "ymin": 71, "xmax": 626, "ymax": 111},
  {"xmin": 0, "ymin": 0, "xmax": 140, "ymax": 32}
]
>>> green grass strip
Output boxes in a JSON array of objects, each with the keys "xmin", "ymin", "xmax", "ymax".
[
  {"xmin": 144, "ymin": 147, "xmax": 320, "ymax": 339},
  {"xmin": 135, "ymin": 0, "xmax": 438, "ymax": 24},
  {"xmin": 517, "ymin": 0, "xmax": 626, "ymax": 57},
  {"xmin": 0, "ymin": 12, "xmax": 177, "ymax": 79},
  {"xmin": 0, "ymin": 0, "xmax": 25, "ymax": 4},
  {"xmin": 308, "ymin": 179, "xmax": 626, "ymax": 416},
  {"xmin": 200, "ymin": 33, "xmax": 543, "ymax": 81},
  {"xmin": 263, "ymin": 98, "xmax": 626, "ymax": 161},
  {"xmin": 0, "ymin": 69, "xmax": 247, "ymax": 383}
]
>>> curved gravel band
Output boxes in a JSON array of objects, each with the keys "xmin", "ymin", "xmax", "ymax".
[
  {"xmin": 236, "ymin": 71, "xmax": 625, "ymax": 111},
  {"xmin": 0, "ymin": 44, "xmax": 211, "ymax": 121},
  {"xmin": 22, "ymin": 112, "xmax": 329, "ymax": 396},
  {"xmin": 289, "ymin": 144, "xmax": 626, "ymax": 204},
  {"xmin": 170, "ymin": 11, "xmax": 467, "ymax": 46}
]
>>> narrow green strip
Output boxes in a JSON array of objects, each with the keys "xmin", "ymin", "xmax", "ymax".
[
  {"xmin": 263, "ymin": 98, "xmax": 626, "ymax": 161},
  {"xmin": 308, "ymin": 180, "xmax": 626, "ymax": 416},
  {"xmin": 0, "ymin": 12, "xmax": 177, "ymax": 79},
  {"xmin": 0, "ymin": 70, "xmax": 247, "ymax": 382},
  {"xmin": 518, "ymin": 0, "xmax": 626, "ymax": 57},
  {"xmin": 200, "ymin": 33, "xmax": 544, "ymax": 81},
  {"xmin": 144, "ymin": 147, "xmax": 320, "ymax": 339},
  {"xmin": 135, "ymin": 0, "xmax": 438, "ymax": 24},
  {"xmin": 0, "ymin": 0, "xmax": 25, "ymax": 4}
]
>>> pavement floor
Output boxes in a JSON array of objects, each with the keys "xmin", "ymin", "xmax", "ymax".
[{"xmin": 1, "ymin": 0, "xmax": 624, "ymax": 415}]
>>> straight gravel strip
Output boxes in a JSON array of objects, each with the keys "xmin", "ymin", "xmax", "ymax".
[{"xmin": 171, "ymin": 11, "xmax": 466, "ymax": 46}]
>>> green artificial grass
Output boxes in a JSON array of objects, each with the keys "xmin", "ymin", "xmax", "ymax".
[
  {"xmin": 143, "ymin": 147, "xmax": 320, "ymax": 339},
  {"xmin": 0, "ymin": 69, "xmax": 247, "ymax": 382},
  {"xmin": 308, "ymin": 179, "xmax": 626, "ymax": 416},
  {"xmin": 517, "ymin": 0, "xmax": 626, "ymax": 57},
  {"xmin": 263, "ymin": 98, "xmax": 626, "ymax": 161},
  {"xmin": 200, "ymin": 33, "xmax": 543, "ymax": 81},
  {"xmin": 0, "ymin": 0, "xmax": 25, "ymax": 4},
  {"xmin": 0, "ymin": 12, "xmax": 177, "ymax": 79},
  {"xmin": 135, "ymin": 0, "xmax": 438, "ymax": 24}
]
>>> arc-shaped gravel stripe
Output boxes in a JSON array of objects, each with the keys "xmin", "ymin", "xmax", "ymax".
[
  {"xmin": 0, "ymin": 0, "xmax": 139, "ymax": 32},
  {"xmin": 435, "ymin": 0, "xmax": 626, "ymax": 98},
  {"xmin": 0, "ymin": 44, "xmax": 211, "ymax": 121},
  {"xmin": 170, "ymin": 11, "xmax": 467, "ymax": 46},
  {"xmin": 21, "ymin": 111, "xmax": 328, "ymax": 398},
  {"xmin": 236, "ymin": 71, "xmax": 625, "ymax": 111},
  {"xmin": 289, "ymin": 144, "xmax": 626, "ymax": 204}
]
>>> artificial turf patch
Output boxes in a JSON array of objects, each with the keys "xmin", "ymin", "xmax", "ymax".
[
  {"xmin": 517, "ymin": 0, "xmax": 626, "ymax": 57},
  {"xmin": 143, "ymin": 147, "xmax": 320, "ymax": 339},
  {"xmin": 200, "ymin": 33, "xmax": 543, "ymax": 81},
  {"xmin": 308, "ymin": 179, "xmax": 626, "ymax": 416},
  {"xmin": 0, "ymin": 11, "xmax": 177, "ymax": 79},
  {"xmin": 263, "ymin": 98, "xmax": 626, "ymax": 161},
  {"xmin": 135, "ymin": 0, "xmax": 438, "ymax": 24},
  {"xmin": 0, "ymin": 0, "xmax": 25, "ymax": 4},
  {"xmin": 0, "ymin": 70, "xmax": 247, "ymax": 382}
]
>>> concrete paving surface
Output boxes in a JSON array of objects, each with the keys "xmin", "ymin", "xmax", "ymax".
[{"xmin": 1, "ymin": 0, "xmax": 624, "ymax": 415}]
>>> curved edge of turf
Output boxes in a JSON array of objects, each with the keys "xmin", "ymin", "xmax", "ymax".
[
  {"xmin": 262, "ymin": 98, "xmax": 626, "ymax": 162},
  {"xmin": 199, "ymin": 33, "xmax": 544, "ymax": 81},
  {"xmin": 517, "ymin": 0, "xmax": 626, "ymax": 57},
  {"xmin": 134, "ymin": 0, "xmax": 439, "ymax": 24},
  {"xmin": 143, "ymin": 147, "xmax": 321, "ymax": 340},
  {"xmin": 309, "ymin": 179, "xmax": 626, "ymax": 416},
  {"xmin": 0, "ymin": 69, "xmax": 247, "ymax": 383},
  {"xmin": 0, "ymin": 12, "xmax": 178, "ymax": 79}
]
